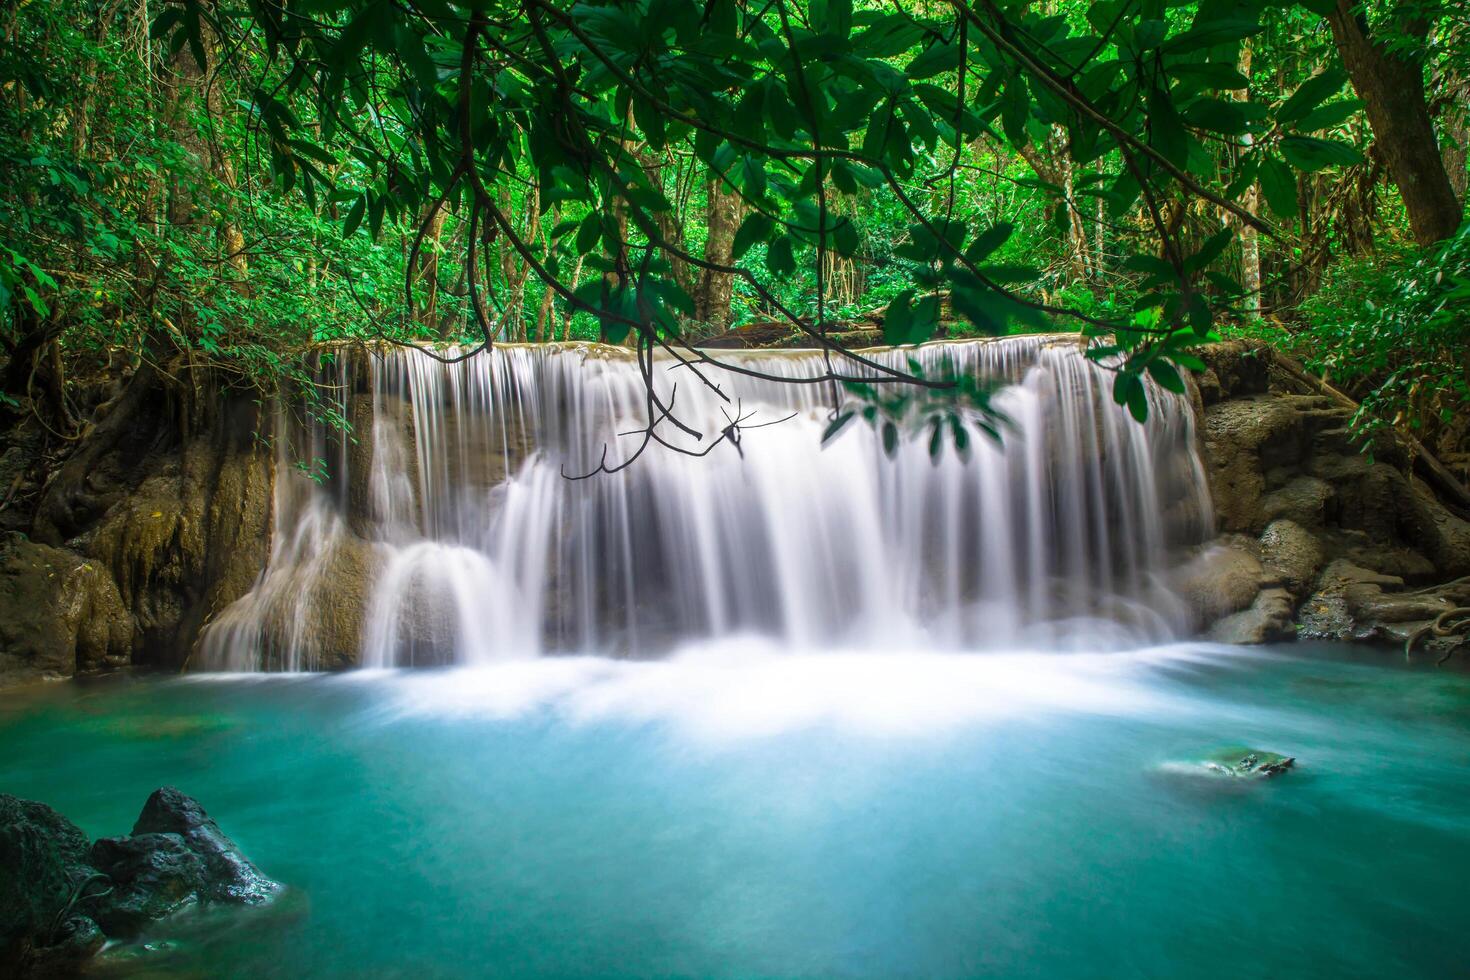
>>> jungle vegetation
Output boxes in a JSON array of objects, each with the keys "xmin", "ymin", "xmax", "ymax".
[{"xmin": 1, "ymin": 0, "xmax": 1467, "ymax": 468}]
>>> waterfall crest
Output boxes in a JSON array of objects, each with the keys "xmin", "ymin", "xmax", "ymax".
[{"xmin": 202, "ymin": 336, "xmax": 1213, "ymax": 669}]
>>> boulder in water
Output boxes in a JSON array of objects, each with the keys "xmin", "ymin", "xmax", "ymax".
[
  {"xmin": 131, "ymin": 787, "xmax": 281, "ymax": 906},
  {"xmin": 0, "ymin": 794, "xmax": 108, "ymax": 975},
  {"xmin": 88, "ymin": 833, "xmax": 206, "ymax": 936},
  {"xmin": 0, "ymin": 789, "xmax": 281, "ymax": 977},
  {"xmin": 1200, "ymin": 747, "xmax": 1296, "ymax": 778}
]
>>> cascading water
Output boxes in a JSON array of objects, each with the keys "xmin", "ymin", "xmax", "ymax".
[{"xmin": 202, "ymin": 336, "xmax": 1213, "ymax": 670}]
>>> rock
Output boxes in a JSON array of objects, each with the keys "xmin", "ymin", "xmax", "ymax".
[
  {"xmin": 1, "ymin": 789, "xmax": 282, "ymax": 976},
  {"xmin": 86, "ymin": 423, "xmax": 273, "ymax": 668},
  {"xmin": 0, "ymin": 794, "xmax": 106, "ymax": 975},
  {"xmin": 132, "ymin": 787, "xmax": 281, "ymax": 906},
  {"xmin": 0, "ymin": 533, "xmax": 132, "ymax": 688},
  {"xmin": 1201, "ymin": 396, "xmax": 1306, "ymax": 532},
  {"xmin": 1206, "ymin": 587, "xmax": 1296, "ymax": 644},
  {"xmin": 1190, "ymin": 342, "xmax": 1470, "ymax": 649},
  {"xmin": 1172, "ymin": 541, "xmax": 1264, "ymax": 623},
  {"xmin": 1299, "ymin": 560, "xmax": 1470, "ymax": 652},
  {"xmin": 1201, "ymin": 747, "xmax": 1296, "ymax": 778},
  {"xmin": 1258, "ymin": 519, "xmax": 1324, "ymax": 598},
  {"xmin": 88, "ymin": 833, "xmax": 206, "ymax": 936},
  {"xmin": 1258, "ymin": 476, "xmax": 1333, "ymax": 528},
  {"xmin": 1403, "ymin": 478, "xmax": 1470, "ymax": 579}
]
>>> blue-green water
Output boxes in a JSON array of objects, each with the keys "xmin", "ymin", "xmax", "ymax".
[{"xmin": 2, "ymin": 642, "xmax": 1468, "ymax": 978}]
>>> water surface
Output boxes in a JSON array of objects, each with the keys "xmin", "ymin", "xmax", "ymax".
[{"xmin": 2, "ymin": 642, "xmax": 1467, "ymax": 978}]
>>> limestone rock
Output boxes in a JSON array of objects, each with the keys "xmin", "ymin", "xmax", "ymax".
[
  {"xmin": 1206, "ymin": 587, "xmax": 1296, "ymax": 644},
  {"xmin": 1172, "ymin": 542, "xmax": 1264, "ymax": 623},
  {"xmin": 1258, "ymin": 476, "xmax": 1333, "ymax": 528},
  {"xmin": 1258, "ymin": 519, "xmax": 1324, "ymax": 598},
  {"xmin": 0, "ymin": 533, "xmax": 132, "ymax": 688},
  {"xmin": 1201, "ymin": 396, "xmax": 1305, "ymax": 532},
  {"xmin": 1298, "ymin": 560, "xmax": 1470, "ymax": 651}
]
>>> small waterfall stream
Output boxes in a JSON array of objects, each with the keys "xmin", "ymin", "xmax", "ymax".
[{"xmin": 203, "ymin": 336, "xmax": 1213, "ymax": 669}]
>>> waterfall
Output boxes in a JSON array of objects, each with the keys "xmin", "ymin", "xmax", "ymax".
[{"xmin": 202, "ymin": 336, "xmax": 1213, "ymax": 669}]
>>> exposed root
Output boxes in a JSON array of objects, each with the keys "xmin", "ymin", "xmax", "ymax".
[{"xmin": 1404, "ymin": 607, "xmax": 1470, "ymax": 664}]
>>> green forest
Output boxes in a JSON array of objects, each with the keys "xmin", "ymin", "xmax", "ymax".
[{"xmin": 2, "ymin": 0, "xmax": 1467, "ymax": 461}]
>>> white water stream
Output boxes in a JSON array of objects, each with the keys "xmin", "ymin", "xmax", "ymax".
[{"xmin": 203, "ymin": 336, "xmax": 1213, "ymax": 669}]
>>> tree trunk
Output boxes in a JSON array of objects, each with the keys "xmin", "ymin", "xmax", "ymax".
[
  {"xmin": 694, "ymin": 175, "xmax": 741, "ymax": 328},
  {"xmin": 163, "ymin": 0, "xmax": 249, "ymax": 284},
  {"xmin": 1325, "ymin": 0, "xmax": 1463, "ymax": 245},
  {"xmin": 639, "ymin": 151, "xmax": 697, "ymax": 304},
  {"xmin": 415, "ymin": 201, "xmax": 448, "ymax": 331},
  {"xmin": 1234, "ymin": 40, "xmax": 1261, "ymax": 316}
]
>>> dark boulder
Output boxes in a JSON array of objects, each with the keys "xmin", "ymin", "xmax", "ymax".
[
  {"xmin": 88, "ymin": 832, "xmax": 206, "ymax": 936},
  {"xmin": 1, "ymin": 789, "xmax": 281, "ymax": 977},
  {"xmin": 0, "ymin": 794, "xmax": 107, "ymax": 975},
  {"xmin": 132, "ymin": 787, "xmax": 281, "ymax": 905}
]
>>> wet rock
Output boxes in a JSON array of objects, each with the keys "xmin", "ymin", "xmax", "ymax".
[
  {"xmin": 86, "ymin": 426, "xmax": 273, "ymax": 668},
  {"xmin": 1, "ymin": 789, "xmax": 281, "ymax": 976},
  {"xmin": 1201, "ymin": 747, "xmax": 1296, "ymax": 778},
  {"xmin": 1403, "ymin": 478, "xmax": 1470, "ymax": 579},
  {"xmin": 1258, "ymin": 476, "xmax": 1332, "ymax": 529},
  {"xmin": 0, "ymin": 794, "xmax": 106, "ymax": 975},
  {"xmin": 1201, "ymin": 396, "xmax": 1306, "ymax": 533},
  {"xmin": 1207, "ymin": 587, "xmax": 1296, "ymax": 644},
  {"xmin": 1172, "ymin": 541, "xmax": 1264, "ymax": 623},
  {"xmin": 88, "ymin": 833, "xmax": 206, "ymax": 936},
  {"xmin": 0, "ymin": 533, "xmax": 132, "ymax": 688},
  {"xmin": 132, "ymin": 787, "xmax": 281, "ymax": 905},
  {"xmin": 1298, "ymin": 560, "xmax": 1470, "ymax": 652},
  {"xmin": 1258, "ymin": 519, "xmax": 1324, "ymax": 599}
]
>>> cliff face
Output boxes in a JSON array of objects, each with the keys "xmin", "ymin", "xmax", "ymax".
[
  {"xmin": 0, "ymin": 364, "xmax": 273, "ymax": 688},
  {"xmin": 1180, "ymin": 341, "xmax": 1470, "ymax": 654}
]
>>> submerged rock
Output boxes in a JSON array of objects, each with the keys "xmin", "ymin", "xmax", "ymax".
[
  {"xmin": 0, "ymin": 789, "xmax": 281, "ymax": 977},
  {"xmin": 1197, "ymin": 747, "xmax": 1296, "ymax": 778}
]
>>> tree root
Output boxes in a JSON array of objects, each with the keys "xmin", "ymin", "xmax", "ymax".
[{"xmin": 1404, "ymin": 607, "xmax": 1470, "ymax": 664}]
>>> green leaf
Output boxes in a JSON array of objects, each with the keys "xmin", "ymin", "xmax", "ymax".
[
  {"xmin": 822, "ymin": 410, "xmax": 856, "ymax": 445},
  {"xmin": 882, "ymin": 288, "xmax": 916, "ymax": 345},
  {"xmin": 1147, "ymin": 87, "xmax": 1190, "ymax": 170},
  {"xmin": 907, "ymin": 40, "xmax": 960, "ymax": 80},
  {"xmin": 1184, "ymin": 228, "xmax": 1233, "ymax": 274},
  {"xmin": 1163, "ymin": 18, "xmax": 1262, "ymax": 55},
  {"xmin": 732, "ymin": 212, "xmax": 774, "ymax": 260},
  {"xmin": 1259, "ymin": 156, "xmax": 1298, "ymax": 218},
  {"xmin": 1294, "ymin": 99, "xmax": 1362, "ymax": 132},
  {"xmin": 765, "ymin": 235, "xmax": 796, "ymax": 276},
  {"xmin": 1279, "ymin": 135, "xmax": 1362, "ymax": 171},
  {"xmin": 1147, "ymin": 359, "xmax": 1187, "ymax": 394},
  {"xmin": 964, "ymin": 222, "xmax": 1013, "ymax": 264},
  {"xmin": 1113, "ymin": 372, "xmax": 1150, "ymax": 422},
  {"xmin": 575, "ymin": 212, "xmax": 602, "ymax": 254},
  {"xmin": 1277, "ymin": 69, "xmax": 1348, "ymax": 125},
  {"xmin": 343, "ymin": 195, "xmax": 366, "ymax": 236}
]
